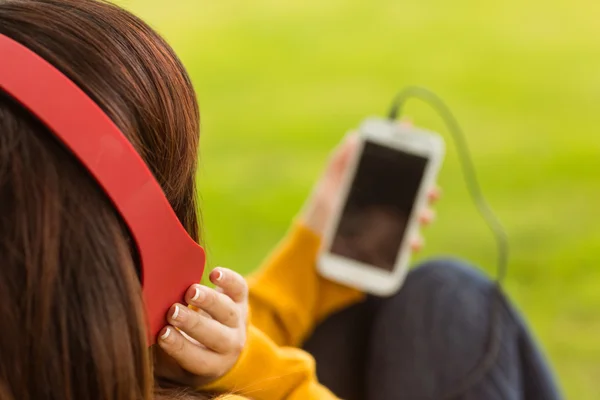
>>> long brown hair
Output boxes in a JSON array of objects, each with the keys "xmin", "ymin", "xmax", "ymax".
[{"xmin": 0, "ymin": 0, "xmax": 210, "ymax": 399}]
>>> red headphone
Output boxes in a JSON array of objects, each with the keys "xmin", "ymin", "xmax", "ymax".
[{"xmin": 0, "ymin": 34, "xmax": 206, "ymax": 344}]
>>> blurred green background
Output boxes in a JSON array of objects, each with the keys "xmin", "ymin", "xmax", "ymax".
[{"xmin": 123, "ymin": 0, "xmax": 599, "ymax": 397}]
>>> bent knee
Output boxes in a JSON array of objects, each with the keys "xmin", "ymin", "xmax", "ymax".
[
  {"xmin": 389, "ymin": 258, "xmax": 499, "ymax": 322},
  {"xmin": 408, "ymin": 257, "xmax": 494, "ymax": 293}
]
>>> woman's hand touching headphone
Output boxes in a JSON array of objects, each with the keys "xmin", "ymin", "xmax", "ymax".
[{"xmin": 154, "ymin": 267, "xmax": 249, "ymax": 387}]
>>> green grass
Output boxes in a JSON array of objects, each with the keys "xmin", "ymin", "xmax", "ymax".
[{"xmin": 122, "ymin": 1, "xmax": 600, "ymax": 397}]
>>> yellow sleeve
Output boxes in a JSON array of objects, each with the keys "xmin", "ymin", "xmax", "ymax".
[
  {"xmin": 247, "ymin": 222, "xmax": 365, "ymax": 346},
  {"xmin": 202, "ymin": 223, "xmax": 364, "ymax": 399},
  {"xmin": 203, "ymin": 325, "xmax": 338, "ymax": 400}
]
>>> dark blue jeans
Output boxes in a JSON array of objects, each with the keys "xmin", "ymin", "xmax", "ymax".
[{"xmin": 303, "ymin": 259, "xmax": 562, "ymax": 400}]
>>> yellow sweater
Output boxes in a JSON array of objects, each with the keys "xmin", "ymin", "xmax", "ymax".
[{"xmin": 204, "ymin": 223, "xmax": 365, "ymax": 399}]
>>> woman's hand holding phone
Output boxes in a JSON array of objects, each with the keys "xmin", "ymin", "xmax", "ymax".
[
  {"xmin": 152, "ymin": 122, "xmax": 439, "ymax": 386},
  {"xmin": 301, "ymin": 123, "xmax": 440, "ymax": 252}
]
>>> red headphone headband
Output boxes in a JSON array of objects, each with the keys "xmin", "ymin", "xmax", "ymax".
[{"xmin": 0, "ymin": 34, "xmax": 205, "ymax": 344}]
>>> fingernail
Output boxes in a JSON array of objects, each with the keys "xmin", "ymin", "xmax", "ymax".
[
  {"xmin": 214, "ymin": 268, "xmax": 223, "ymax": 281},
  {"xmin": 422, "ymin": 209, "xmax": 435, "ymax": 222},
  {"xmin": 160, "ymin": 327, "xmax": 171, "ymax": 340},
  {"xmin": 191, "ymin": 287, "xmax": 201, "ymax": 301},
  {"xmin": 171, "ymin": 305, "xmax": 180, "ymax": 320},
  {"xmin": 191, "ymin": 286, "xmax": 205, "ymax": 302},
  {"xmin": 429, "ymin": 187, "xmax": 442, "ymax": 200},
  {"xmin": 398, "ymin": 118, "xmax": 412, "ymax": 127}
]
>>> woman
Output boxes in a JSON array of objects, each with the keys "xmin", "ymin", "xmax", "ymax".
[{"xmin": 0, "ymin": 1, "xmax": 561, "ymax": 399}]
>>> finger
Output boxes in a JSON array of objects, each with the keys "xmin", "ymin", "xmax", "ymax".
[
  {"xmin": 209, "ymin": 267, "xmax": 248, "ymax": 304},
  {"xmin": 158, "ymin": 326, "xmax": 226, "ymax": 378},
  {"xmin": 197, "ymin": 308, "xmax": 213, "ymax": 320},
  {"xmin": 341, "ymin": 131, "xmax": 360, "ymax": 151},
  {"xmin": 428, "ymin": 186, "xmax": 442, "ymax": 203},
  {"xmin": 410, "ymin": 235, "xmax": 424, "ymax": 252},
  {"xmin": 179, "ymin": 329, "xmax": 204, "ymax": 347},
  {"xmin": 167, "ymin": 303, "xmax": 236, "ymax": 353},
  {"xmin": 397, "ymin": 117, "xmax": 413, "ymax": 128},
  {"xmin": 185, "ymin": 284, "xmax": 238, "ymax": 327},
  {"xmin": 418, "ymin": 208, "xmax": 436, "ymax": 226},
  {"xmin": 328, "ymin": 132, "xmax": 359, "ymax": 175}
]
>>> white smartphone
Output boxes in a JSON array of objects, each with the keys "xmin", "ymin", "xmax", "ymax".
[{"xmin": 318, "ymin": 117, "xmax": 445, "ymax": 296}]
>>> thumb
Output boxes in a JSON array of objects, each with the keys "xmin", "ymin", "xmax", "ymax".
[{"xmin": 327, "ymin": 132, "xmax": 359, "ymax": 177}]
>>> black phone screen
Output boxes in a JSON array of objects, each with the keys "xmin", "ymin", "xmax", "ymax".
[{"xmin": 330, "ymin": 140, "xmax": 428, "ymax": 271}]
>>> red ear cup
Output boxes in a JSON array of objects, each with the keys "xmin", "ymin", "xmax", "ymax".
[{"xmin": 0, "ymin": 34, "xmax": 205, "ymax": 344}]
